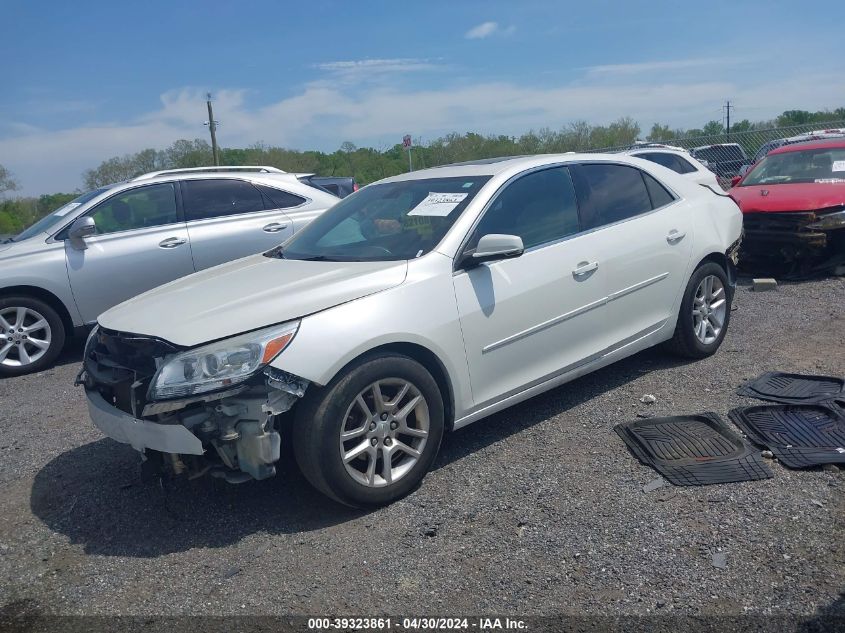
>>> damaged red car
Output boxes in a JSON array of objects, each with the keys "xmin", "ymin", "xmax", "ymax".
[{"xmin": 730, "ymin": 138, "xmax": 845, "ymax": 276}]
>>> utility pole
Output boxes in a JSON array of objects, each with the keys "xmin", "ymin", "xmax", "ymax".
[
  {"xmin": 723, "ymin": 100, "xmax": 733, "ymax": 141},
  {"xmin": 205, "ymin": 93, "xmax": 220, "ymax": 166},
  {"xmin": 403, "ymin": 134, "xmax": 413, "ymax": 172}
]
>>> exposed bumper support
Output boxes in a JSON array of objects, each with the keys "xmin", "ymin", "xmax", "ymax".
[{"xmin": 86, "ymin": 389, "xmax": 204, "ymax": 455}]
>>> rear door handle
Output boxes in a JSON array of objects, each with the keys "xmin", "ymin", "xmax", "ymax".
[
  {"xmin": 159, "ymin": 237, "xmax": 187, "ymax": 249},
  {"xmin": 262, "ymin": 222, "xmax": 288, "ymax": 233},
  {"xmin": 666, "ymin": 230, "xmax": 686, "ymax": 244},
  {"xmin": 572, "ymin": 261, "xmax": 599, "ymax": 277}
]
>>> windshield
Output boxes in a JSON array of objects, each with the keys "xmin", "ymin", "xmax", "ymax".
[
  {"xmin": 693, "ymin": 146, "xmax": 746, "ymax": 163},
  {"xmin": 277, "ymin": 176, "xmax": 491, "ymax": 261},
  {"xmin": 11, "ymin": 187, "xmax": 111, "ymax": 242},
  {"xmin": 742, "ymin": 148, "xmax": 845, "ymax": 185}
]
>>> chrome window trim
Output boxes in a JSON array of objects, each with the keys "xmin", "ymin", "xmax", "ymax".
[
  {"xmin": 452, "ymin": 160, "xmax": 682, "ymax": 273},
  {"xmin": 181, "ymin": 178, "xmax": 313, "ymax": 224}
]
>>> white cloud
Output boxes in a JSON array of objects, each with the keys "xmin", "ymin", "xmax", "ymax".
[
  {"xmin": 465, "ymin": 21, "xmax": 500, "ymax": 39},
  {"xmin": 586, "ymin": 58, "xmax": 731, "ymax": 75},
  {"xmin": 2, "ymin": 71, "xmax": 844, "ymax": 195},
  {"xmin": 316, "ymin": 58, "xmax": 438, "ymax": 74}
]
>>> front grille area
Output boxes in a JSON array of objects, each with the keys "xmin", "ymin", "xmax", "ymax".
[{"xmin": 84, "ymin": 328, "xmax": 180, "ymax": 417}]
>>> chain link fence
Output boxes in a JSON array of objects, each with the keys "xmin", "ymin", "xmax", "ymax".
[{"xmin": 592, "ymin": 121, "xmax": 845, "ymax": 188}]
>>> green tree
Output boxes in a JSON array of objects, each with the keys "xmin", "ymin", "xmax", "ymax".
[
  {"xmin": 0, "ymin": 164, "xmax": 19, "ymax": 195},
  {"xmin": 647, "ymin": 123, "xmax": 674, "ymax": 142},
  {"xmin": 701, "ymin": 120, "xmax": 725, "ymax": 136}
]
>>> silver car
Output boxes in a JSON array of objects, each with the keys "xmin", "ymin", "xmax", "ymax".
[{"xmin": 0, "ymin": 166, "xmax": 339, "ymax": 377}]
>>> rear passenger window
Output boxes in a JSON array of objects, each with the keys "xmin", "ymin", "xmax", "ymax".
[
  {"xmin": 573, "ymin": 164, "xmax": 652, "ymax": 230},
  {"xmin": 642, "ymin": 172, "xmax": 676, "ymax": 208},
  {"xmin": 257, "ymin": 185, "xmax": 306, "ymax": 209},
  {"xmin": 182, "ymin": 179, "xmax": 265, "ymax": 221},
  {"xmin": 471, "ymin": 167, "xmax": 580, "ymax": 250},
  {"xmin": 638, "ymin": 152, "xmax": 697, "ymax": 174}
]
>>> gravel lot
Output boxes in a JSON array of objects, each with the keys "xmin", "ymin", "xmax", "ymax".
[{"xmin": 0, "ymin": 277, "xmax": 843, "ymax": 624}]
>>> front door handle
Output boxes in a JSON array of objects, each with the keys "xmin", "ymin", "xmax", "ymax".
[
  {"xmin": 159, "ymin": 237, "xmax": 187, "ymax": 249},
  {"xmin": 262, "ymin": 222, "xmax": 288, "ymax": 233},
  {"xmin": 572, "ymin": 261, "xmax": 599, "ymax": 278},
  {"xmin": 666, "ymin": 230, "xmax": 686, "ymax": 244}
]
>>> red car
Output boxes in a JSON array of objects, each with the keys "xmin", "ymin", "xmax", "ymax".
[{"xmin": 729, "ymin": 138, "xmax": 845, "ymax": 276}]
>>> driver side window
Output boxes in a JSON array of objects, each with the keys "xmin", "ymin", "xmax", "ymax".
[
  {"xmin": 89, "ymin": 183, "xmax": 178, "ymax": 234},
  {"xmin": 470, "ymin": 166, "xmax": 581, "ymax": 250}
]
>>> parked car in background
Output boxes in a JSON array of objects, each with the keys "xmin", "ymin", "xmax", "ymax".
[
  {"xmin": 0, "ymin": 166, "xmax": 339, "ymax": 377},
  {"xmin": 80, "ymin": 153, "xmax": 742, "ymax": 507},
  {"xmin": 304, "ymin": 175, "xmax": 359, "ymax": 198},
  {"xmin": 689, "ymin": 143, "xmax": 748, "ymax": 179},
  {"xmin": 739, "ymin": 128, "xmax": 845, "ymax": 176},
  {"xmin": 729, "ymin": 138, "xmax": 845, "ymax": 276},
  {"xmin": 624, "ymin": 148, "xmax": 720, "ymax": 187}
]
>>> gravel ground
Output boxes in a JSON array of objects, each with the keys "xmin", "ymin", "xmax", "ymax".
[{"xmin": 0, "ymin": 277, "xmax": 843, "ymax": 623}]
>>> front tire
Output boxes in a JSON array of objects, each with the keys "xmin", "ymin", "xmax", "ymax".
[
  {"xmin": 664, "ymin": 262, "xmax": 731, "ymax": 359},
  {"xmin": 292, "ymin": 353, "xmax": 444, "ymax": 508},
  {"xmin": 0, "ymin": 296, "xmax": 66, "ymax": 377}
]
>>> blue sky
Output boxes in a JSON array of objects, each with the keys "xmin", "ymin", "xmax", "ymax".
[{"xmin": 2, "ymin": 0, "xmax": 844, "ymax": 194}]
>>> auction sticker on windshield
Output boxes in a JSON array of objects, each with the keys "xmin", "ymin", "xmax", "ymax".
[
  {"xmin": 408, "ymin": 192, "xmax": 468, "ymax": 217},
  {"xmin": 832, "ymin": 160, "xmax": 845, "ymax": 172}
]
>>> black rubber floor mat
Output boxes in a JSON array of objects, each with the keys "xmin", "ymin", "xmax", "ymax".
[
  {"xmin": 615, "ymin": 413, "xmax": 772, "ymax": 486},
  {"xmin": 737, "ymin": 372, "xmax": 844, "ymax": 405},
  {"xmin": 728, "ymin": 405, "xmax": 845, "ymax": 468}
]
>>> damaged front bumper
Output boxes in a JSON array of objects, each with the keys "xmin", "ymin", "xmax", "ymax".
[
  {"xmin": 740, "ymin": 208, "xmax": 845, "ymax": 277},
  {"xmin": 79, "ymin": 328, "xmax": 310, "ymax": 484}
]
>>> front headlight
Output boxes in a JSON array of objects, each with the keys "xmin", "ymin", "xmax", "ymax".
[
  {"xmin": 807, "ymin": 209, "xmax": 845, "ymax": 230},
  {"xmin": 149, "ymin": 321, "xmax": 300, "ymax": 400},
  {"xmin": 84, "ymin": 324, "xmax": 100, "ymax": 358}
]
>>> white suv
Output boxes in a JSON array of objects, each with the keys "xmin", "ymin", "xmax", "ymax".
[
  {"xmin": 81, "ymin": 154, "xmax": 742, "ymax": 507},
  {"xmin": 0, "ymin": 167, "xmax": 339, "ymax": 376}
]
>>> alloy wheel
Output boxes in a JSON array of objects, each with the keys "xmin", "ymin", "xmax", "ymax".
[
  {"xmin": 692, "ymin": 275, "xmax": 726, "ymax": 345},
  {"xmin": 0, "ymin": 306, "xmax": 52, "ymax": 368},
  {"xmin": 339, "ymin": 379, "xmax": 430, "ymax": 487}
]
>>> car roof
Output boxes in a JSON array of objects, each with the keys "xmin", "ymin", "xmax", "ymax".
[
  {"xmin": 625, "ymin": 148, "xmax": 692, "ymax": 157},
  {"xmin": 767, "ymin": 138, "xmax": 845, "ymax": 155},
  {"xmin": 691, "ymin": 143, "xmax": 741, "ymax": 150},
  {"xmin": 379, "ymin": 152, "xmax": 647, "ymax": 183}
]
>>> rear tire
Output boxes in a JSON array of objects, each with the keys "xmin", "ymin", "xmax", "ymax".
[
  {"xmin": 0, "ymin": 296, "xmax": 66, "ymax": 377},
  {"xmin": 664, "ymin": 262, "xmax": 731, "ymax": 359},
  {"xmin": 292, "ymin": 352, "xmax": 444, "ymax": 508}
]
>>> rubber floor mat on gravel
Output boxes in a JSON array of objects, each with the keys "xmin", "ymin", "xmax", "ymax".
[
  {"xmin": 728, "ymin": 405, "xmax": 845, "ymax": 468},
  {"xmin": 737, "ymin": 372, "xmax": 844, "ymax": 405},
  {"xmin": 615, "ymin": 413, "xmax": 773, "ymax": 486}
]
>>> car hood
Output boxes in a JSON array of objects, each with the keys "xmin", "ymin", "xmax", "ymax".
[
  {"xmin": 730, "ymin": 182, "xmax": 845, "ymax": 213},
  {"xmin": 98, "ymin": 254, "xmax": 409, "ymax": 347}
]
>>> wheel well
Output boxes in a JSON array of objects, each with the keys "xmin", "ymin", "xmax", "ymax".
[
  {"xmin": 0, "ymin": 285, "xmax": 75, "ymax": 335},
  {"xmin": 697, "ymin": 251, "xmax": 728, "ymax": 272},
  {"xmin": 360, "ymin": 342, "xmax": 456, "ymax": 432}
]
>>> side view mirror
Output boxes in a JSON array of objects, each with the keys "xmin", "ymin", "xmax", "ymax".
[
  {"xmin": 463, "ymin": 234, "xmax": 524, "ymax": 269},
  {"xmin": 730, "ymin": 175, "xmax": 742, "ymax": 187},
  {"xmin": 67, "ymin": 216, "xmax": 96, "ymax": 250}
]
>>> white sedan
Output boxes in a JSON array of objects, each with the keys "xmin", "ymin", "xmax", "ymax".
[
  {"xmin": 81, "ymin": 154, "xmax": 743, "ymax": 507},
  {"xmin": 624, "ymin": 148, "xmax": 720, "ymax": 188}
]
